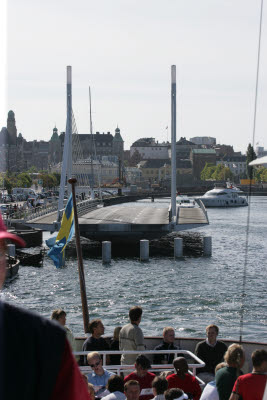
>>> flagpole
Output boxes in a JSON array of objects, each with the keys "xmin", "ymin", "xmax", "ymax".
[{"xmin": 68, "ymin": 178, "xmax": 90, "ymax": 334}]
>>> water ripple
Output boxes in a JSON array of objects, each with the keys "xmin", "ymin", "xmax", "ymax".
[{"xmin": 1, "ymin": 197, "xmax": 267, "ymax": 342}]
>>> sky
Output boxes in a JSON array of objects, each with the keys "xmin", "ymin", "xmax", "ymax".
[{"xmin": 1, "ymin": 0, "xmax": 267, "ymax": 153}]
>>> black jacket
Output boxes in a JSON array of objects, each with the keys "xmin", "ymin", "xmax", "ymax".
[
  {"xmin": 1, "ymin": 301, "xmax": 66, "ymax": 400},
  {"xmin": 153, "ymin": 341, "xmax": 179, "ymax": 364}
]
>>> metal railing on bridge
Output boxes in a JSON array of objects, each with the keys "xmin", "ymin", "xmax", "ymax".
[{"xmin": 2, "ymin": 198, "xmax": 102, "ymax": 225}]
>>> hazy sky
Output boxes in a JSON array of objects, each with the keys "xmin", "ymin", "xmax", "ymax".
[{"xmin": 1, "ymin": 0, "xmax": 267, "ymax": 153}]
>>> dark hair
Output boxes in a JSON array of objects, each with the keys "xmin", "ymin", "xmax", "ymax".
[
  {"xmin": 124, "ymin": 380, "xmax": 140, "ymax": 392},
  {"xmin": 88, "ymin": 319, "xmax": 102, "ymax": 334},
  {"xmin": 135, "ymin": 355, "xmax": 151, "ymax": 369},
  {"xmin": 107, "ymin": 375, "xmax": 124, "ymax": 393},
  {"xmin": 165, "ymin": 388, "xmax": 185, "ymax": 400},
  {"xmin": 252, "ymin": 349, "xmax": 267, "ymax": 367},
  {"xmin": 129, "ymin": 306, "xmax": 142, "ymax": 322},
  {"xmin": 152, "ymin": 376, "xmax": 168, "ymax": 395},
  {"xmin": 206, "ymin": 324, "xmax": 219, "ymax": 334},
  {"xmin": 51, "ymin": 309, "xmax": 66, "ymax": 321}
]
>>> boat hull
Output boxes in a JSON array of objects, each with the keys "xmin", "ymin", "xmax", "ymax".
[
  {"xmin": 200, "ymin": 198, "xmax": 248, "ymax": 207},
  {"xmin": 5, "ymin": 258, "xmax": 20, "ymax": 281}
]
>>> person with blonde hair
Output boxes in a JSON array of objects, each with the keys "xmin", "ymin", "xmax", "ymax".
[
  {"xmin": 87, "ymin": 351, "xmax": 115, "ymax": 397},
  {"xmin": 153, "ymin": 327, "xmax": 179, "ymax": 365},
  {"xmin": 215, "ymin": 344, "xmax": 245, "ymax": 400},
  {"xmin": 87, "ymin": 383, "xmax": 95, "ymax": 400},
  {"xmin": 230, "ymin": 349, "xmax": 267, "ymax": 400},
  {"xmin": 110, "ymin": 326, "xmax": 122, "ymax": 365},
  {"xmin": 51, "ymin": 308, "xmax": 76, "ymax": 351}
]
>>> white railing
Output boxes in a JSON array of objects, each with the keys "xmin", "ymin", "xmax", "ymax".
[
  {"xmin": 74, "ymin": 349, "xmax": 205, "ymax": 377},
  {"xmin": 2, "ymin": 198, "xmax": 103, "ymax": 224},
  {"xmin": 195, "ymin": 199, "xmax": 209, "ymax": 222},
  {"xmin": 57, "ymin": 199, "xmax": 102, "ymax": 221}
]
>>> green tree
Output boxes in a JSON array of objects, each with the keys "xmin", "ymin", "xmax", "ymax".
[
  {"xmin": 17, "ymin": 173, "xmax": 32, "ymax": 188},
  {"xmin": 39, "ymin": 173, "xmax": 57, "ymax": 189},
  {"xmin": 52, "ymin": 172, "xmax": 61, "ymax": 186},
  {"xmin": 254, "ymin": 166, "xmax": 267, "ymax": 182},
  {"xmin": 211, "ymin": 164, "xmax": 233, "ymax": 181},
  {"xmin": 27, "ymin": 166, "xmax": 37, "ymax": 173},
  {"xmin": 4, "ymin": 177, "xmax": 13, "ymax": 194},
  {"xmin": 200, "ymin": 163, "xmax": 216, "ymax": 180},
  {"xmin": 246, "ymin": 143, "xmax": 256, "ymax": 179}
]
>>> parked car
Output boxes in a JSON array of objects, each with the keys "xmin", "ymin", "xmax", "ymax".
[{"xmin": 0, "ymin": 204, "xmax": 8, "ymax": 214}]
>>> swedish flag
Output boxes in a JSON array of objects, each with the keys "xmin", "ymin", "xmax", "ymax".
[{"xmin": 46, "ymin": 193, "xmax": 75, "ymax": 268}]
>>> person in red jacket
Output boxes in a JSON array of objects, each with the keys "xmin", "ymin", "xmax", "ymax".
[
  {"xmin": 166, "ymin": 357, "xmax": 201, "ymax": 400},
  {"xmin": 0, "ymin": 211, "xmax": 90, "ymax": 400},
  {"xmin": 124, "ymin": 355, "xmax": 155, "ymax": 400}
]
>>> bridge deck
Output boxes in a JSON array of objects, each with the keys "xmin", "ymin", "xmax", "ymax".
[
  {"xmin": 26, "ymin": 203, "xmax": 208, "ymax": 241},
  {"xmin": 79, "ymin": 205, "xmax": 169, "ymax": 225},
  {"xmin": 177, "ymin": 207, "xmax": 208, "ymax": 225}
]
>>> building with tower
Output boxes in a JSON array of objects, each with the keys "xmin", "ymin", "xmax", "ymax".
[{"xmin": 0, "ymin": 111, "xmax": 124, "ymax": 173}]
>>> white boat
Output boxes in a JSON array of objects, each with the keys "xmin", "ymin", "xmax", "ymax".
[
  {"xmin": 197, "ymin": 186, "xmax": 248, "ymax": 207},
  {"xmin": 176, "ymin": 195, "xmax": 197, "ymax": 208}
]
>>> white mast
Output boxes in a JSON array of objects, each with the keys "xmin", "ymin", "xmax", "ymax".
[
  {"xmin": 171, "ymin": 65, "xmax": 177, "ymax": 222},
  {"xmin": 57, "ymin": 66, "xmax": 73, "ymax": 219},
  {"xmin": 89, "ymin": 87, "xmax": 95, "ymax": 199}
]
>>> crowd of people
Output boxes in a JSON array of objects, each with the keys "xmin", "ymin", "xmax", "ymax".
[
  {"xmin": 0, "ymin": 210, "xmax": 267, "ymax": 399},
  {"xmin": 52, "ymin": 305, "xmax": 267, "ymax": 400}
]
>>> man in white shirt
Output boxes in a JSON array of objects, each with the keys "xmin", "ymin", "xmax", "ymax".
[{"xmin": 119, "ymin": 306, "xmax": 145, "ymax": 365}]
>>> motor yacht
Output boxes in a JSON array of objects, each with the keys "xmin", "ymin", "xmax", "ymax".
[{"xmin": 197, "ymin": 186, "xmax": 248, "ymax": 207}]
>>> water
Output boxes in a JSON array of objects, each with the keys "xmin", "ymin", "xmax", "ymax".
[{"xmin": 1, "ymin": 197, "xmax": 267, "ymax": 342}]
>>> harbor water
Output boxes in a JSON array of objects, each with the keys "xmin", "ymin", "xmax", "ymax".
[{"xmin": 1, "ymin": 196, "xmax": 267, "ymax": 342}]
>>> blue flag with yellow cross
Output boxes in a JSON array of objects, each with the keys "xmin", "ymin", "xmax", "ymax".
[{"xmin": 46, "ymin": 193, "xmax": 75, "ymax": 268}]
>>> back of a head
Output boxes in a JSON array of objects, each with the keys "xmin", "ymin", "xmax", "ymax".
[
  {"xmin": 51, "ymin": 309, "xmax": 66, "ymax": 321},
  {"xmin": 152, "ymin": 376, "xmax": 168, "ymax": 395},
  {"xmin": 224, "ymin": 344, "xmax": 244, "ymax": 367},
  {"xmin": 252, "ymin": 349, "xmax": 267, "ymax": 368},
  {"xmin": 173, "ymin": 357, "xmax": 188, "ymax": 374},
  {"xmin": 113, "ymin": 326, "xmax": 122, "ymax": 341},
  {"xmin": 165, "ymin": 388, "xmax": 188, "ymax": 400},
  {"xmin": 129, "ymin": 306, "xmax": 142, "ymax": 323},
  {"xmin": 135, "ymin": 354, "xmax": 151, "ymax": 370},
  {"xmin": 107, "ymin": 375, "xmax": 124, "ymax": 393}
]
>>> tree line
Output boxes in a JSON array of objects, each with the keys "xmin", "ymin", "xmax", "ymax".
[
  {"xmin": 0, "ymin": 170, "xmax": 61, "ymax": 193},
  {"xmin": 201, "ymin": 144, "xmax": 267, "ymax": 182}
]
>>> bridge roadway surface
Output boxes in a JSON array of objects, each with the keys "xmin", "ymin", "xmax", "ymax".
[{"xmin": 26, "ymin": 203, "xmax": 208, "ymax": 241}]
